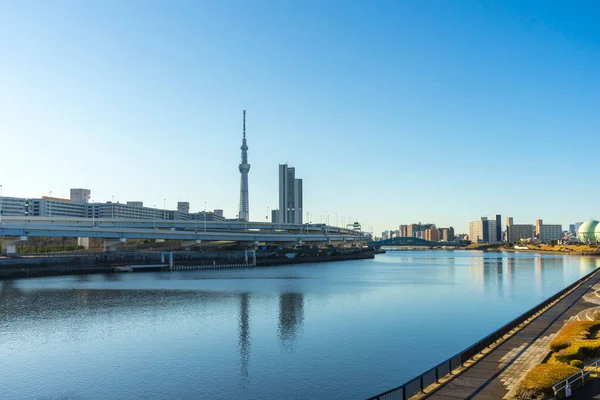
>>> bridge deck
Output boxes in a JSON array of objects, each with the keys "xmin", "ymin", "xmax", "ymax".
[{"xmin": 423, "ymin": 268, "xmax": 600, "ymax": 400}]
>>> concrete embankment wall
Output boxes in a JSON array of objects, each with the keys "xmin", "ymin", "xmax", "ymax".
[
  {"xmin": 0, "ymin": 249, "xmax": 375, "ymax": 279},
  {"xmin": 0, "ymin": 250, "xmax": 250, "ymax": 279}
]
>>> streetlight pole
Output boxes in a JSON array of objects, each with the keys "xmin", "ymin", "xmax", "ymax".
[
  {"xmin": 163, "ymin": 198, "xmax": 166, "ymax": 220},
  {"xmin": 267, "ymin": 206, "xmax": 269, "ymax": 222},
  {"xmin": 204, "ymin": 201, "xmax": 207, "ymax": 232}
]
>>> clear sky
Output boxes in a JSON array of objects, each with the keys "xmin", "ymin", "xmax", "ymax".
[{"xmin": 1, "ymin": 0, "xmax": 599, "ymax": 234}]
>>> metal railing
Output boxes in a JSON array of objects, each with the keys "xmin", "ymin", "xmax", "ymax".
[
  {"xmin": 366, "ymin": 267, "xmax": 600, "ymax": 400},
  {"xmin": 552, "ymin": 359, "xmax": 600, "ymax": 397}
]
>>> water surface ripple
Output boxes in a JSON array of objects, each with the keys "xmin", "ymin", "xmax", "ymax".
[{"xmin": 1, "ymin": 251, "xmax": 597, "ymax": 399}]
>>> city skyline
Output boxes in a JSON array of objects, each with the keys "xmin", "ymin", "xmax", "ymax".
[{"xmin": 1, "ymin": 1, "xmax": 599, "ymax": 234}]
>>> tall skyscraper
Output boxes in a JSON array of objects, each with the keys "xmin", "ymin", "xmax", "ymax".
[
  {"xmin": 238, "ymin": 110, "xmax": 250, "ymax": 221},
  {"xmin": 278, "ymin": 164, "xmax": 303, "ymax": 224},
  {"xmin": 495, "ymin": 214, "xmax": 502, "ymax": 243}
]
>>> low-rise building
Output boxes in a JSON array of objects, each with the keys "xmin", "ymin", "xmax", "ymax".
[{"xmin": 0, "ymin": 197, "xmax": 28, "ymax": 216}]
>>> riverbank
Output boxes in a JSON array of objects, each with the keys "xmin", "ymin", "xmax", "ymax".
[
  {"xmin": 0, "ymin": 248, "xmax": 376, "ymax": 280},
  {"xmin": 456, "ymin": 243, "xmax": 600, "ymax": 256},
  {"xmin": 367, "ymin": 262, "xmax": 600, "ymax": 400}
]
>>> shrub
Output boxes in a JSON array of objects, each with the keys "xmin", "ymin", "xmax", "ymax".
[
  {"xmin": 570, "ymin": 360, "xmax": 584, "ymax": 369},
  {"xmin": 515, "ymin": 364, "xmax": 579, "ymax": 399},
  {"xmin": 547, "ymin": 353, "xmax": 568, "ymax": 365},
  {"xmin": 549, "ymin": 321, "xmax": 600, "ymax": 352}
]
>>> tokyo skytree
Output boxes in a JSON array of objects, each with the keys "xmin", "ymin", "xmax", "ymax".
[{"xmin": 238, "ymin": 110, "xmax": 250, "ymax": 221}]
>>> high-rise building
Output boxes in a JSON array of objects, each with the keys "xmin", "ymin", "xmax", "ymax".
[
  {"xmin": 535, "ymin": 219, "xmax": 562, "ymax": 243},
  {"xmin": 238, "ymin": 110, "xmax": 250, "ymax": 221},
  {"xmin": 506, "ymin": 217, "xmax": 534, "ymax": 243},
  {"xmin": 278, "ymin": 164, "xmax": 303, "ymax": 224},
  {"xmin": 406, "ymin": 224, "xmax": 420, "ymax": 237},
  {"xmin": 213, "ymin": 209, "xmax": 224, "ymax": 217},
  {"xmin": 495, "ymin": 214, "xmax": 501, "ymax": 243},
  {"xmin": 70, "ymin": 188, "xmax": 91, "ymax": 204},
  {"xmin": 271, "ymin": 209, "xmax": 279, "ymax": 224},
  {"xmin": 440, "ymin": 227, "xmax": 455, "ymax": 242},
  {"xmin": 399, "ymin": 225, "xmax": 408, "ymax": 237},
  {"xmin": 468, "ymin": 217, "xmax": 498, "ymax": 243},
  {"xmin": 425, "ymin": 227, "xmax": 439, "ymax": 242}
]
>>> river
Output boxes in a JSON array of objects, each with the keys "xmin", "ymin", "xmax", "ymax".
[{"xmin": 0, "ymin": 250, "xmax": 597, "ymax": 399}]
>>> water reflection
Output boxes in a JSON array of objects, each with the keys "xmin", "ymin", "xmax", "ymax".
[
  {"xmin": 0, "ymin": 252, "xmax": 597, "ymax": 400},
  {"xmin": 278, "ymin": 292, "xmax": 304, "ymax": 351},
  {"xmin": 239, "ymin": 293, "xmax": 250, "ymax": 384},
  {"xmin": 483, "ymin": 258, "xmax": 504, "ymax": 296}
]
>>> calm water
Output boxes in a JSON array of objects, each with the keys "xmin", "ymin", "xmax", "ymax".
[{"xmin": 1, "ymin": 251, "xmax": 598, "ymax": 399}]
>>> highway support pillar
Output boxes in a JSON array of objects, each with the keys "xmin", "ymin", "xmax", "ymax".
[
  {"xmin": 104, "ymin": 238, "xmax": 126, "ymax": 252},
  {"xmin": 244, "ymin": 250, "xmax": 256, "ymax": 266},
  {"xmin": 1, "ymin": 236, "xmax": 27, "ymax": 255},
  {"xmin": 77, "ymin": 237, "xmax": 90, "ymax": 249},
  {"xmin": 161, "ymin": 252, "xmax": 174, "ymax": 270}
]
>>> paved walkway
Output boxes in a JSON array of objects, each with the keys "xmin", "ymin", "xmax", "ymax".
[{"xmin": 423, "ymin": 268, "xmax": 600, "ymax": 400}]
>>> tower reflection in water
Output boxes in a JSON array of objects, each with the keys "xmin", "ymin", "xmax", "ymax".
[
  {"xmin": 278, "ymin": 292, "xmax": 304, "ymax": 351},
  {"xmin": 237, "ymin": 291, "xmax": 305, "ymax": 383},
  {"xmin": 239, "ymin": 293, "xmax": 250, "ymax": 384}
]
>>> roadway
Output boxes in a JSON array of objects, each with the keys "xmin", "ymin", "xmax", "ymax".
[{"xmin": 0, "ymin": 216, "xmax": 369, "ymax": 244}]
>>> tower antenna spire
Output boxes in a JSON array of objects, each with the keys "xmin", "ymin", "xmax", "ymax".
[{"xmin": 243, "ymin": 110, "xmax": 246, "ymax": 139}]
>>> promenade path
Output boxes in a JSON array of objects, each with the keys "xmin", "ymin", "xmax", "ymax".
[{"xmin": 422, "ymin": 268, "xmax": 600, "ymax": 400}]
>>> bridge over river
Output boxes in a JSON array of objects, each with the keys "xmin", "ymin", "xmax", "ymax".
[{"xmin": 368, "ymin": 236, "xmax": 465, "ymax": 248}]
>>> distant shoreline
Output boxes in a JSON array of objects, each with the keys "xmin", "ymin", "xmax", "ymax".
[{"xmin": 382, "ymin": 245, "xmax": 600, "ymax": 257}]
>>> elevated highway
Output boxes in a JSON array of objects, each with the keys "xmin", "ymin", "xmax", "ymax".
[{"xmin": 0, "ymin": 216, "xmax": 370, "ymax": 252}]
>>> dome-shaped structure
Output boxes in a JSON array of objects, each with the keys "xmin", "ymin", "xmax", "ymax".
[
  {"xmin": 578, "ymin": 220, "xmax": 599, "ymax": 243},
  {"xmin": 594, "ymin": 223, "xmax": 600, "ymax": 242}
]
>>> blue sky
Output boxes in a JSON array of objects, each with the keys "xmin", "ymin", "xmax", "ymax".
[{"xmin": 1, "ymin": 0, "xmax": 599, "ymax": 234}]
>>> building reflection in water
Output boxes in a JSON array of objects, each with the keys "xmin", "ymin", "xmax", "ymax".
[
  {"xmin": 278, "ymin": 292, "xmax": 304, "ymax": 351},
  {"xmin": 579, "ymin": 257, "xmax": 600, "ymax": 276},
  {"xmin": 239, "ymin": 293, "xmax": 250, "ymax": 385},
  {"xmin": 483, "ymin": 257, "xmax": 504, "ymax": 296},
  {"xmin": 507, "ymin": 256, "xmax": 515, "ymax": 292}
]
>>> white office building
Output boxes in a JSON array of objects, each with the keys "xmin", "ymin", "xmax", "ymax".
[
  {"xmin": 0, "ymin": 197, "xmax": 28, "ymax": 216},
  {"xmin": 1, "ymin": 188, "xmax": 225, "ymax": 222}
]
